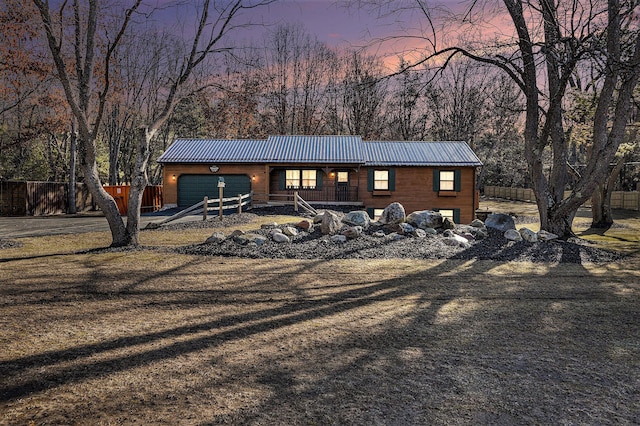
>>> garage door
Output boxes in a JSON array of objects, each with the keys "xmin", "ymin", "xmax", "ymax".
[{"xmin": 177, "ymin": 174, "xmax": 251, "ymax": 207}]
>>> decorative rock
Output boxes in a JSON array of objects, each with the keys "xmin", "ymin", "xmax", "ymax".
[
  {"xmin": 342, "ymin": 211, "xmax": 371, "ymax": 228},
  {"xmin": 538, "ymin": 230, "xmax": 559, "ymax": 241},
  {"xmin": 485, "ymin": 213, "xmax": 516, "ymax": 232},
  {"xmin": 442, "ymin": 217, "xmax": 455, "ymax": 230},
  {"xmin": 423, "ymin": 228, "xmax": 438, "ymax": 236},
  {"xmin": 283, "ymin": 226, "xmax": 298, "ymax": 237},
  {"xmin": 230, "ymin": 229, "xmax": 245, "ymax": 237},
  {"xmin": 269, "ymin": 228, "xmax": 283, "ymax": 237},
  {"xmin": 470, "ymin": 219, "xmax": 485, "ymax": 228},
  {"xmin": 320, "ymin": 211, "xmax": 342, "ymax": 235},
  {"xmin": 406, "ymin": 210, "xmax": 442, "ymax": 229},
  {"xmin": 205, "ymin": 232, "xmax": 226, "ymax": 244},
  {"xmin": 297, "ymin": 219, "xmax": 313, "ymax": 231},
  {"xmin": 341, "ymin": 226, "xmax": 363, "ymax": 239},
  {"xmin": 456, "ymin": 224, "xmax": 487, "ymax": 239},
  {"xmin": 331, "ymin": 235, "xmax": 347, "ymax": 243},
  {"xmin": 272, "ymin": 232, "xmax": 291, "ymax": 243},
  {"xmin": 260, "ymin": 222, "xmax": 278, "ymax": 229},
  {"xmin": 458, "ymin": 232, "xmax": 475, "ymax": 241},
  {"xmin": 234, "ymin": 233, "xmax": 267, "ymax": 246},
  {"xmin": 387, "ymin": 232, "xmax": 405, "ymax": 241},
  {"xmin": 413, "ymin": 228, "xmax": 427, "ymax": 238},
  {"xmin": 443, "ymin": 234, "xmax": 471, "ymax": 249},
  {"xmin": 398, "ymin": 222, "xmax": 415, "ymax": 235},
  {"xmin": 379, "ymin": 202, "xmax": 406, "ymax": 225},
  {"xmin": 519, "ymin": 227, "xmax": 538, "ymax": 242},
  {"xmin": 372, "ymin": 230, "xmax": 386, "ymax": 238},
  {"xmin": 504, "ymin": 229, "xmax": 523, "ymax": 242},
  {"xmin": 442, "ymin": 229, "xmax": 455, "ymax": 238},
  {"xmin": 313, "ymin": 212, "xmax": 325, "ymax": 224}
]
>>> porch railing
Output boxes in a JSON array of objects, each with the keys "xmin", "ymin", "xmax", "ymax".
[{"xmin": 287, "ymin": 185, "xmax": 359, "ymax": 203}]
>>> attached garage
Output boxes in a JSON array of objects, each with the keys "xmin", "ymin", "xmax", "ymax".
[{"xmin": 177, "ymin": 174, "xmax": 251, "ymax": 207}]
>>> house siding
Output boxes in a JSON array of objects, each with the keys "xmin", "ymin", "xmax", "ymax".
[
  {"xmin": 162, "ymin": 163, "xmax": 267, "ymax": 206},
  {"xmin": 358, "ymin": 166, "xmax": 478, "ymax": 223}
]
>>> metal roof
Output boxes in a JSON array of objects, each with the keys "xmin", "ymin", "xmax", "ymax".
[
  {"xmin": 156, "ymin": 139, "xmax": 268, "ymax": 163},
  {"xmin": 264, "ymin": 135, "xmax": 363, "ymax": 163},
  {"xmin": 157, "ymin": 136, "xmax": 482, "ymax": 167},
  {"xmin": 363, "ymin": 141, "xmax": 482, "ymax": 166}
]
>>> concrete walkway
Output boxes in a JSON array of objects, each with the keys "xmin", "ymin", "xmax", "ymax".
[{"xmin": 0, "ymin": 211, "xmax": 203, "ymax": 239}]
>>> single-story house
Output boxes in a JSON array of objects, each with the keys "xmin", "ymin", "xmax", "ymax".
[{"xmin": 157, "ymin": 135, "xmax": 482, "ymax": 223}]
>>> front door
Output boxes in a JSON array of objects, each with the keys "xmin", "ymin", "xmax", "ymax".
[{"xmin": 335, "ymin": 171, "xmax": 350, "ymax": 201}]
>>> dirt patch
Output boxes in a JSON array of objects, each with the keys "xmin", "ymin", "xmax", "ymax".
[{"xmin": 0, "ymin": 253, "xmax": 638, "ymax": 425}]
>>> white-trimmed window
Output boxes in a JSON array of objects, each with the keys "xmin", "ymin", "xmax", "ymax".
[
  {"xmin": 373, "ymin": 208, "xmax": 384, "ymax": 221},
  {"xmin": 374, "ymin": 170, "xmax": 389, "ymax": 190},
  {"xmin": 337, "ymin": 171, "xmax": 349, "ymax": 183},
  {"xmin": 439, "ymin": 171, "xmax": 455, "ymax": 191}
]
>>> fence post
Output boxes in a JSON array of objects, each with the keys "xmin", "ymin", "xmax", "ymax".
[
  {"xmin": 219, "ymin": 186, "xmax": 224, "ymax": 220},
  {"xmin": 238, "ymin": 194, "xmax": 242, "ymax": 214},
  {"xmin": 203, "ymin": 196, "xmax": 208, "ymax": 221},
  {"xmin": 294, "ymin": 191, "xmax": 298, "ymax": 212}
]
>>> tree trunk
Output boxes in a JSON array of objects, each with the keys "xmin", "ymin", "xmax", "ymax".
[
  {"xmin": 591, "ymin": 156, "xmax": 625, "ymax": 228},
  {"xmin": 68, "ymin": 121, "xmax": 77, "ymax": 214},
  {"xmin": 125, "ymin": 127, "xmax": 151, "ymax": 246}
]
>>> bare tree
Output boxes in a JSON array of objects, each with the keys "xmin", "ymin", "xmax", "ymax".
[
  {"xmin": 352, "ymin": 0, "xmax": 640, "ymax": 238},
  {"xmin": 33, "ymin": 0, "xmax": 276, "ymax": 246}
]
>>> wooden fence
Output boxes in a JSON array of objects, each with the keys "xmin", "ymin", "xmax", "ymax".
[
  {"xmin": 484, "ymin": 186, "xmax": 640, "ymax": 211},
  {"xmin": 0, "ymin": 181, "xmax": 163, "ymax": 216},
  {"xmin": 0, "ymin": 181, "xmax": 95, "ymax": 216}
]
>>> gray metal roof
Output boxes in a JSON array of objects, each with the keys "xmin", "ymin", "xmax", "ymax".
[
  {"xmin": 264, "ymin": 135, "xmax": 363, "ymax": 163},
  {"xmin": 156, "ymin": 139, "xmax": 267, "ymax": 163},
  {"xmin": 157, "ymin": 136, "xmax": 482, "ymax": 167},
  {"xmin": 363, "ymin": 141, "xmax": 482, "ymax": 166}
]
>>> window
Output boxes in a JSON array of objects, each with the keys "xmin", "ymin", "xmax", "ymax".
[
  {"xmin": 373, "ymin": 208, "xmax": 384, "ymax": 221},
  {"xmin": 374, "ymin": 170, "xmax": 389, "ymax": 190},
  {"xmin": 337, "ymin": 171, "xmax": 349, "ymax": 183},
  {"xmin": 285, "ymin": 170, "xmax": 300, "ymax": 189},
  {"xmin": 301, "ymin": 170, "xmax": 317, "ymax": 188},
  {"xmin": 285, "ymin": 170, "xmax": 317, "ymax": 189},
  {"xmin": 439, "ymin": 209, "xmax": 455, "ymax": 222},
  {"xmin": 439, "ymin": 171, "xmax": 455, "ymax": 191}
]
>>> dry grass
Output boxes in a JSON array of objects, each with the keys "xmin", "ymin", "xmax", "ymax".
[{"xmin": 1, "ymin": 203, "xmax": 639, "ymax": 425}]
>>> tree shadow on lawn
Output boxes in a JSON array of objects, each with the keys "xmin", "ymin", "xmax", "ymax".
[{"xmin": 0, "ymin": 247, "xmax": 637, "ymax": 424}]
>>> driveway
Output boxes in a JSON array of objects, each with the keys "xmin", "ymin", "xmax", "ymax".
[{"xmin": 0, "ymin": 210, "xmax": 203, "ymax": 238}]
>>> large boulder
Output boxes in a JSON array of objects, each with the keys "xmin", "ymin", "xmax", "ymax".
[
  {"xmin": 234, "ymin": 233, "xmax": 267, "ymax": 246},
  {"xmin": 504, "ymin": 229, "xmax": 523, "ymax": 242},
  {"xmin": 485, "ymin": 213, "xmax": 516, "ymax": 232},
  {"xmin": 406, "ymin": 210, "xmax": 442, "ymax": 229},
  {"xmin": 282, "ymin": 226, "xmax": 298, "ymax": 237},
  {"xmin": 538, "ymin": 229, "xmax": 559, "ymax": 241},
  {"xmin": 519, "ymin": 227, "xmax": 538, "ymax": 242},
  {"xmin": 272, "ymin": 232, "xmax": 291, "ymax": 243},
  {"xmin": 443, "ymin": 234, "xmax": 471, "ymax": 249},
  {"xmin": 297, "ymin": 219, "xmax": 313, "ymax": 231},
  {"xmin": 442, "ymin": 217, "xmax": 455, "ymax": 230},
  {"xmin": 341, "ymin": 226, "xmax": 363, "ymax": 239},
  {"xmin": 342, "ymin": 211, "xmax": 371, "ymax": 228},
  {"xmin": 205, "ymin": 232, "xmax": 226, "ymax": 244},
  {"xmin": 379, "ymin": 202, "xmax": 406, "ymax": 225},
  {"xmin": 320, "ymin": 210, "xmax": 342, "ymax": 235}
]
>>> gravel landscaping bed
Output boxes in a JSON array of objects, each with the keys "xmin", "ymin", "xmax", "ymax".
[
  {"xmin": 0, "ymin": 239, "xmax": 22, "ymax": 250},
  {"xmin": 172, "ymin": 207, "xmax": 623, "ymax": 264}
]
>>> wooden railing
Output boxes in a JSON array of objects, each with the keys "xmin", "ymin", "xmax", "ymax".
[{"xmin": 146, "ymin": 192, "xmax": 252, "ymax": 228}]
